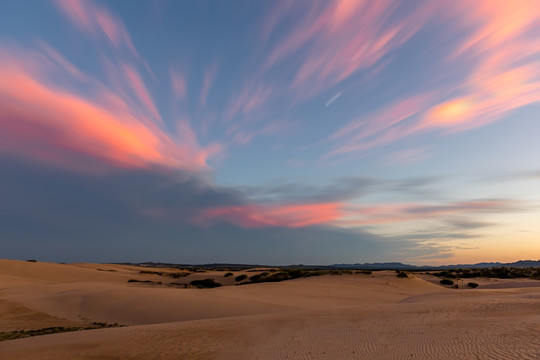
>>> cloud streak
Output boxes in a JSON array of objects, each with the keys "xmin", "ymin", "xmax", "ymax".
[
  {"xmin": 199, "ymin": 197, "xmax": 522, "ymax": 229},
  {"xmin": 55, "ymin": 0, "xmax": 137, "ymax": 54},
  {"xmin": 324, "ymin": 0, "xmax": 540, "ymax": 159},
  {"xmin": 261, "ymin": 0, "xmax": 435, "ymax": 99},
  {"xmin": 0, "ymin": 48, "xmax": 218, "ymax": 173}
]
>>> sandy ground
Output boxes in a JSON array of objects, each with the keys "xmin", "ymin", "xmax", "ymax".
[{"xmin": 1, "ymin": 260, "xmax": 540, "ymax": 359}]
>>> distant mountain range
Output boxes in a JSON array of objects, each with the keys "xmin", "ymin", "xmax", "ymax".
[
  {"xmin": 117, "ymin": 259, "xmax": 540, "ymax": 270},
  {"xmin": 330, "ymin": 260, "xmax": 540, "ymax": 270}
]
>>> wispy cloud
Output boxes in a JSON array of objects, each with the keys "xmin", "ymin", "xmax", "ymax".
[
  {"xmin": 261, "ymin": 1, "xmax": 436, "ymax": 99},
  {"xmin": 325, "ymin": 95, "xmax": 431, "ymax": 158},
  {"xmin": 199, "ymin": 203, "xmax": 343, "ymax": 228},
  {"xmin": 200, "ymin": 62, "xmax": 218, "ymax": 107},
  {"xmin": 337, "ymin": 199, "xmax": 524, "ymax": 227},
  {"xmin": 55, "ymin": 0, "xmax": 136, "ymax": 54},
  {"xmin": 421, "ymin": 0, "xmax": 540, "ymax": 131},
  {"xmin": 225, "ymin": 82, "xmax": 273, "ymax": 121},
  {"xmin": 323, "ymin": 0, "xmax": 540, "ymax": 159},
  {"xmin": 220, "ymin": 1, "xmax": 438, "ymax": 148},
  {"xmin": 171, "ymin": 70, "xmax": 187, "ymax": 100},
  {"xmin": 122, "ymin": 63, "xmax": 161, "ymax": 121},
  {"xmin": 0, "ymin": 47, "xmax": 218, "ymax": 173},
  {"xmin": 198, "ymin": 198, "xmax": 522, "ymax": 229}
]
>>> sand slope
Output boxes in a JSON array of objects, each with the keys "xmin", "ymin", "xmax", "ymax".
[{"xmin": 1, "ymin": 260, "xmax": 540, "ymax": 359}]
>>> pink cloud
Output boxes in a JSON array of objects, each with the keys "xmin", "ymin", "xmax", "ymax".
[
  {"xmin": 171, "ymin": 70, "xmax": 187, "ymax": 99},
  {"xmin": 324, "ymin": 0, "xmax": 540, "ymax": 159},
  {"xmin": 199, "ymin": 198, "xmax": 520, "ymax": 229},
  {"xmin": 200, "ymin": 203, "xmax": 343, "ymax": 228},
  {"xmin": 38, "ymin": 42, "xmax": 90, "ymax": 82},
  {"xmin": 325, "ymin": 95, "xmax": 432, "ymax": 158},
  {"xmin": 225, "ymin": 82, "xmax": 273, "ymax": 121},
  {"xmin": 384, "ymin": 148, "xmax": 429, "ymax": 165},
  {"xmin": 0, "ymin": 50, "xmax": 218, "ymax": 173},
  {"xmin": 122, "ymin": 64, "xmax": 161, "ymax": 120},
  {"xmin": 55, "ymin": 0, "xmax": 92, "ymax": 31},
  {"xmin": 339, "ymin": 200, "xmax": 521, "ymax": 226},
  {"xmin": 200, "ymin": 63, "xmax": 218, "ymax": 107},
  {"xmin": 261, "ymin": 1, "xmax": 436, "ymax": 99},
  {"xmin": 421, "ymin": 0, "xmax": 540, "ymax": 131},
  {"xmin": 55, "ymin": 0, "xmax": 136, "ymax": 54}
]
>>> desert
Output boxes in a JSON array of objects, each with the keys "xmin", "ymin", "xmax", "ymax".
[
  {"xmin": 3, "ymin": 0, "xmax": 540, "ymax": 358},
  {"xmin": 1, "ymin": 259, "xmax": 540, "ymax": 359}
]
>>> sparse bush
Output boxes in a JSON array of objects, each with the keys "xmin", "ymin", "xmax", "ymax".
[
  {"xmin": 468, "ymin": 282, "xmax": 479, "ymax": 288},
  {"xmin": 0, "ymin": 323, "xmax": 124, "ymax": 342},
  {"xmin": 168, "ymin": 282, "xmax": 190, "ymax": 288},
  {"xmin": 357, "ymin": 270, "xmax": 372, "ymax": 275},
  {"xmin": 235, "ymin": 274, "xmax": 248, "ymax": 282},
  {"xmin": 25, "ymin": 259, "xmax": 37, "ymax": 262},
  {"xmin": 127, "ymin": 279, "xmax": 162, "ymax": 285},
  {"xmin": 140, "ymin": 270, "xmax": 165, "ymax": 275},
  {"xmin": 190, "ymin": 278, "xmax": 222, "ymax": 288},
  {"xmin": 249, "ymin": 272, "xmax": 270, "ymax": 282},
  {"xmin": 397, "ymin": 271, "xmax": 409, "ymax": 278},
  {"xmin": 224, "ymin": 272, "xmax": 234, "ymax": 277},
  {"xmin": 431, "ymin": 267, "xmax": 540, "ymax": 280},
  {"xmin": 167, "ymin": 272, "xmax": 191, "ymax": 278},
  {"xmin": 440, "ymin": 279, "xmax": 454, "ymax": 285}
]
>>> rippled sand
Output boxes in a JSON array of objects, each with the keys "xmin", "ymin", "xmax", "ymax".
[{"xmin": 1, "ymin": 259, "xmax": 540, "ymax": 359}]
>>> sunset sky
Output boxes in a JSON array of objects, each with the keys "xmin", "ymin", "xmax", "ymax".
[{"xmin": 1, "ymin": 0, "xmax": 539, "ymax": 265}]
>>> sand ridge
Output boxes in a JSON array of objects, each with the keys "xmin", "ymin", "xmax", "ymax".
[{"xmin": 1, "ymin": 259, "xmax": 540, "ymax": 359}]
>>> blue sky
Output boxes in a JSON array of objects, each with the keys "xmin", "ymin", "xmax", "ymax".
[{"xmin": 1, "ymin": 0, "xmax": 539, "ymax": 265}]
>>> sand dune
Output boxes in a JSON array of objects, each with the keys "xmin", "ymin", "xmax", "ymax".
[{"xmin": 1, "ymin": 259, "xmax": 540, "ymax": 359}]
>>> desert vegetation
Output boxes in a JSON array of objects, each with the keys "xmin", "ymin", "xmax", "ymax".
[
  {"xmin": 357, "ymin": 270, "xmax": 372, "ymax": 275},
  {"xmin": 431, "ymin": 267, "xmax": 540, "ymax": 280},
  {"xmin": 396, "ymin": 271, "xmax": 409, "ymax": 278},
  {"xmin": 236, "ymin": 268, "xmax": 355, "ymax": 285},
  {"xmin": 190, "ymin": 279, "xmax": 222, "ymax": 288},
  {"xmin": 235, "ymin": 274, "xmax": 248, "ymax": 282},
  {"xmin": 139, "ymin": 270, "xmax": 191, "ymax": 278},
  {"xmin": 127, "ymin": 279, "xmax": 162, "ymax": 285},
  {"xmin": 0, "ymin": 323, "xmax": 123, "ymax": 342}
]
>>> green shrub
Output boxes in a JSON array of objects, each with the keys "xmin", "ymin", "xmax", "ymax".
[
  {"xmin": 468, "ymin": 282, "xmax": 479, "ymax": 288},
  {"xmin": 357, "ymin": 270, "xmax": 372, "ymax": 275},
  {"xmin": 440, "ymin": 279, "xmax": 454, "ymax": 285},
  {"xmin": 224, "ymin": 272, "xmax": 234, "ymax": 277},
  {"xmin": 25, "ymin": 259, "xmax": 37, "ymax": 262},
  {"xmin": 190, "ymin": 278, "xmax": 222, "ymax": 288}
]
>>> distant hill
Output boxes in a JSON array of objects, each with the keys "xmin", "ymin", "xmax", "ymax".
[
  {"xmin": 114, "ymin": 259, "xmax": 540, "ymax": 271},
  {"xmin": 330, "ymin": 259, "xmax": 540, "ymax": 270}
]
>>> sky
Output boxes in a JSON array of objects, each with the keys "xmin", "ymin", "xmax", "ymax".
[{"xmin": 1, "ymin": 0, "xmax": 539, "ymax": 265}]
